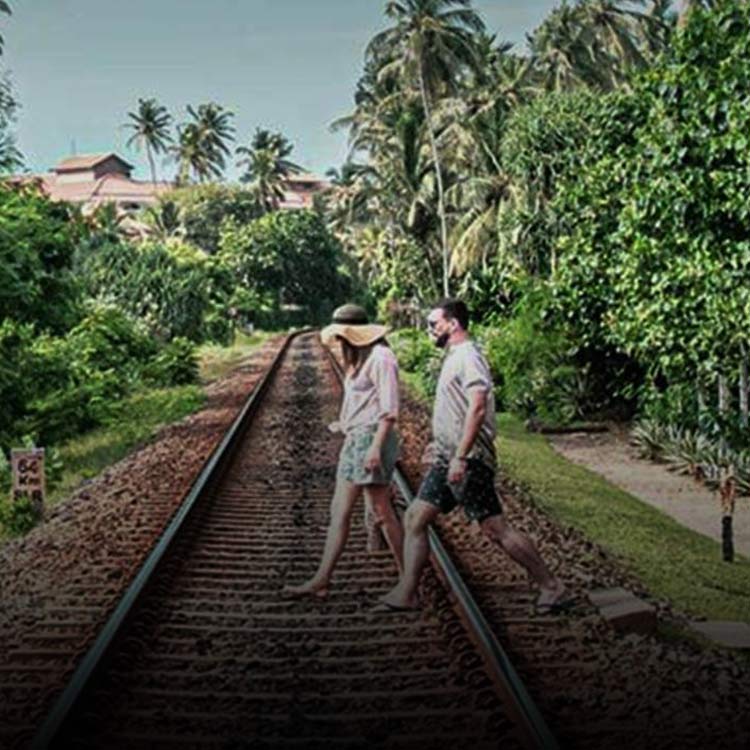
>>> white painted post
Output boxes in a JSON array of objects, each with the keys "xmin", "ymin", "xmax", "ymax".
[
  {"xmin": 740, "ymin": 343, "xmax": 749, "ymax": 428},
  {"xmin": 718, "ymin": 375, "xmax": 730, "ymax": 456}
]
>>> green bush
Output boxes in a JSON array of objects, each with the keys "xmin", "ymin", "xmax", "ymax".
[
  {"xmin": 166, "ymin": 184, "xmax": 261, "ymax": 254},
  {"xmin": 548, "ymin": 0, "xmax": 750, "ymax": 440},
  {"xmin": 0, "ymin": 320, "xmax": 36, "ymax": 446},
  {"xmin": 219, "ymin": 209, "xmax": 350, "ymax": 327},
  {"xmin": 389, "ymin": 328, "xmax": 442, "ymax": 397},
  {"xmin": 78, "ymin": 240, "xmax": 234, "ymax": 344},
  {"xmin": 0, "ymin": 185, "xmax": 82, "ymax": 334},
  {"xmin": 24, "ymin": 373, "xmax": 120, "ymax": 445},
  {"xmin": 17, "ymin": 307, "xmax": 155, "ymax": 443},
  {"xmin": 68, "ymin": 304, "xmax": 158, "ymax": 379},
  {"xmin": 477, "ymin": 292, "xmax": 581, "ymax": 424},
  {"xmin": 143, "ymin": 337, "xmax": 199, "ymax": 387},
  {"xmin": 1, "ymin": 304, "xmax": 199, "ymax": 450},
  {"xmin": 0, "ymin": 495, "xmax": 41, "ymax": 535}
]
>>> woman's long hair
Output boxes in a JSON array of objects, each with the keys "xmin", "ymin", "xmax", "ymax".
[{"xmin": 340, "ymin": 336, "xmax": 388, "ymax": 376}]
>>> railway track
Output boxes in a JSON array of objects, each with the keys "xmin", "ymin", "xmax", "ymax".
[{"xmin": 26, "ymin": 331, "xmax": 556, "ymax": 749}]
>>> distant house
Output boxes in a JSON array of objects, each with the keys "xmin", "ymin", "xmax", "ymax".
[
  {"xmin": 7, "ymin": 153, "xmax": 329, "ymax": 214},
  {"xmin": 279, "ymin": 172, "xmax": 329, "ymax": 209},
  {"xmin": 7, "ymin": 153, "xmax": 171, "ymax": 214}
]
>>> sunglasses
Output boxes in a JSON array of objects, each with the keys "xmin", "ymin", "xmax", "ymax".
[{"xmin": 426, "ymin": 319, "xmax": 441, "ymax": 330}]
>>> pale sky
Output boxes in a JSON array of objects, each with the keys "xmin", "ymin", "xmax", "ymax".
[{"xmin": 3, "ymin": 0, "xmax": 560, "ymax": 180}]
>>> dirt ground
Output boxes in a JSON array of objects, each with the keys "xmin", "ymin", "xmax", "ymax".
[{"xmin": 547, "ymin": 426, "xmax": 750, "ymax": 558}]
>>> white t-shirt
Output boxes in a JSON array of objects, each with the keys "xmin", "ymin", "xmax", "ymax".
[
  {"xmin": 432, "ymin": 340, "xmax": 496, "ymax": 468},
  {"xmin": 339, "ymin": 344, "xmax": 400, "ymax": 434}
]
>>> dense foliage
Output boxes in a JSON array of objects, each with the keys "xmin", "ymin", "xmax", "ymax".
[
  {"xmin": 165, "ymin": 184, "xmax": 261, "ymax": 254},
  {"xmin": 330, "ymin": 0, "xmax": 748, "ymax": 448},
  {"xmin": 0, "ymin": 186, "xmax": 81, "ymax": 332},
  {"xmin": 219, "ymin": 209, "xmax": 351, "ymax": 327},
  {"xmin": 78, "ymin": 239, "xmax": 234, "ymax": 344},
  {"xmin": 550, "ymin": 0, "xmax": 750, "ymax": 442}
]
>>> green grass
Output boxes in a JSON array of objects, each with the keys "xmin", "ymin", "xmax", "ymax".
[
  {"xmin": 1, "ymin": 385, "xmax": 205, "ymax": 542},
  {"xmin": 46, "ymin": 386, "xmax": 206, "ymax": 506},
  {"xmin": 497, "ymin": 412, "xmax": 750, "ymax": 622},
  {"xmin": 198, "ymin": 329, "xmax": 275, "ymax": 382}
]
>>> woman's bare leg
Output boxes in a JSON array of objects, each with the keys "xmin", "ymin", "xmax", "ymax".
[
  {"xmin": 364, "ymin": 484, "xmax": 404, "ymax": 575},
  {"xmin": 284, "ymin": 477, "xmax": 361, "ymax": 597}
]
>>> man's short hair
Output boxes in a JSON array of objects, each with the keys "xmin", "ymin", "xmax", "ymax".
[{"xmin": 434, "ymin": 298, "xmax": 470, "ymax": 330}]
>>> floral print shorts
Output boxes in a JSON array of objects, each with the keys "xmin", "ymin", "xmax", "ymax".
[
  {"xmin": 418, "ymin": 457, "xmax": 502, "ymax": 522},
  {"xmin": 336, "ymin": 424, "xmax": 400, "ymax": 486}
]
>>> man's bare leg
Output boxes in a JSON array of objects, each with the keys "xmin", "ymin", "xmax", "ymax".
[
  {"xmin": 283, "ymin": 478, "xmax": 361, "ymax": 597},
  {"xmin": 480, "ymin": 515, "xmax": 566, "ymax": 603},
  {"xmin": 379, "ymin": 499, "xmax": 440, "ymax": 609}
]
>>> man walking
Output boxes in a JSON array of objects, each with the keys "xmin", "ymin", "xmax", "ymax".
[{"xmin": 377, "ymin": 298, "xmax": 570, "ymax": 613}]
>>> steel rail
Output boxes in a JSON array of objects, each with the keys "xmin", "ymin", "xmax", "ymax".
[
  {"xmin": 30, "ymin": 330, "xmax": 302, "ymax": 750},
  {"xmin": 325, "ymin": 344, "xmax": 560, "ymax": 750}
]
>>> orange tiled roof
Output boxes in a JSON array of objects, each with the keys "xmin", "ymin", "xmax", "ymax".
[
  {"xmin": 284, "ymin": 172, "xmax": 327, "ymax": 185},
  {"xmin": 4, "ymin": 172, "xmax": 170, "ymax": 205},
  {"xmin": 54, "ymin": 153, "xmax": 134, "ymax": 172}
]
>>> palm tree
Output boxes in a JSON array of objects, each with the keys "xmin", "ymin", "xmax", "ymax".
[
  {"xmin": 324, "ymin": 162, "xmax": 376, "ymax": 232},
  {"xmin": 189, "ymin": 102, "xmax": 235, "ymax": 177},
  {"xmin": 144, "ymin": 199, "xmax": 185, "ymax": 241},
  {"xmin": 529, "ymin": 1, "xmax": 669, "ymax": 93},
  {"xmin": 124, "ymin": 98, "xmax": 173, "ymax": 191},
  {"xmin": 170, "ymin": 103, "xmax": 235, "ymax": 184},
  {"xmin": 236, "ymin": 128, "xmax": 301, "ymax": 213},
  {"xmin": 527, "ymin": 3, "xmax": 600, "ymax": 92},
  {"xmin": 367, "ymin": 0, "xmax": 485, "ymax": 296},
  {"xmin": 85, "ymin": 202, "xmax": 128, "ymax": 246},
  {"xmin": 0, "ymin": 2, "xmax": 11, "ymax": 57},
  {"xmin": 0, "ymin": 70, "xmax": 21, "ymax": 173},
  {"xmin": 171, "ymin": 122, "xmax": 205, "ymax": 185}
]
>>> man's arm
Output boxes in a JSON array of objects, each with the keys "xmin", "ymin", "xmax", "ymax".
[{"xmin": 448, "ymin": 388, "xmax": 487, "ymax": 482}]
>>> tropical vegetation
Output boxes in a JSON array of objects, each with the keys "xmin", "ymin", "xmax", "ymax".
[
  {"xmin": 325, "ymin": 0, "xmax": 747, "ymax": 468},
  {"xmin": 3, "ymin": 0, "xmax": 749, "ymax": 539}
]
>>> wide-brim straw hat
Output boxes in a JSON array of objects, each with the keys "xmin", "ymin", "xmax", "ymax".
[{"xmin": 320, "ymin": 304, "xmax": 389, "ymax": 348}]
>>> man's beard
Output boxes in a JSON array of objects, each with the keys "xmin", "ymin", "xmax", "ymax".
[{"xmin": 433, "ymin": 332, "xmax": 450, "ymax": 349}]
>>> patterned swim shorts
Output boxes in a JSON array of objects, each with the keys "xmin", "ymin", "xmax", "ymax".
[
  {"xmin": 336, "ymin": 424, "xmax": 400, "ymax": 486},
  {"xmin": 418, "ymin": 457, "xmax": 502, "ymax": 522}
]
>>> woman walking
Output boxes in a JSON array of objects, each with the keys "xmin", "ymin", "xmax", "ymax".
[{"xmin": 284, "ymin": 304, "xmax": 404, "ymax": 598}]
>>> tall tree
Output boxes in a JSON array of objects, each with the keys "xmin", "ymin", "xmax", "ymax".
[
  {"xmin": 236, "ymin": 128, "xmax": 301, "ymax": 213},
  {"xmin": 367, "ymin": 0, "xmax": 485, "ymax": 295},
  {"xmin": 171, "ymin": 122, "xmax": 204, "ymax": 185},
  {"xmin": 528, "ymin": 1, "xmax": 669, "ymax": 93},
  {"xmin": 0, "ymin": 73, "xmax": 20, "ymax": 173},
  {"xmin": 0, "ymin": 1, "xmax": 11, "ymax": 57},
  {"xmin": 189, "ymin": 102, "xmax": 235, "ymax": 177},
  {"xmin": 171, "ymin": 103, "xmax": 235, "ymax": 184},
  {"xmin": 124, "ymin": 97, "xmax": 173, "ymax": 190}
]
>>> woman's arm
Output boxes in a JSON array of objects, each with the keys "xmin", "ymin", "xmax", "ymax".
[{"xmin": 364, "ymin": 416, "xmax": 396, "ymax": 472}]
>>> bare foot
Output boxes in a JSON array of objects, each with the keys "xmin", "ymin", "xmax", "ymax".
[
  {"xmin": 282, "ymin": 580, "xmax": 329, "ymax": 599},
  {"xmin": 535, "ymin": 580, "xmax": 574, "ymax": 612},
  {"xmin": 379, "ymin": 588, "xmax": 419, "ymax": 611}
]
